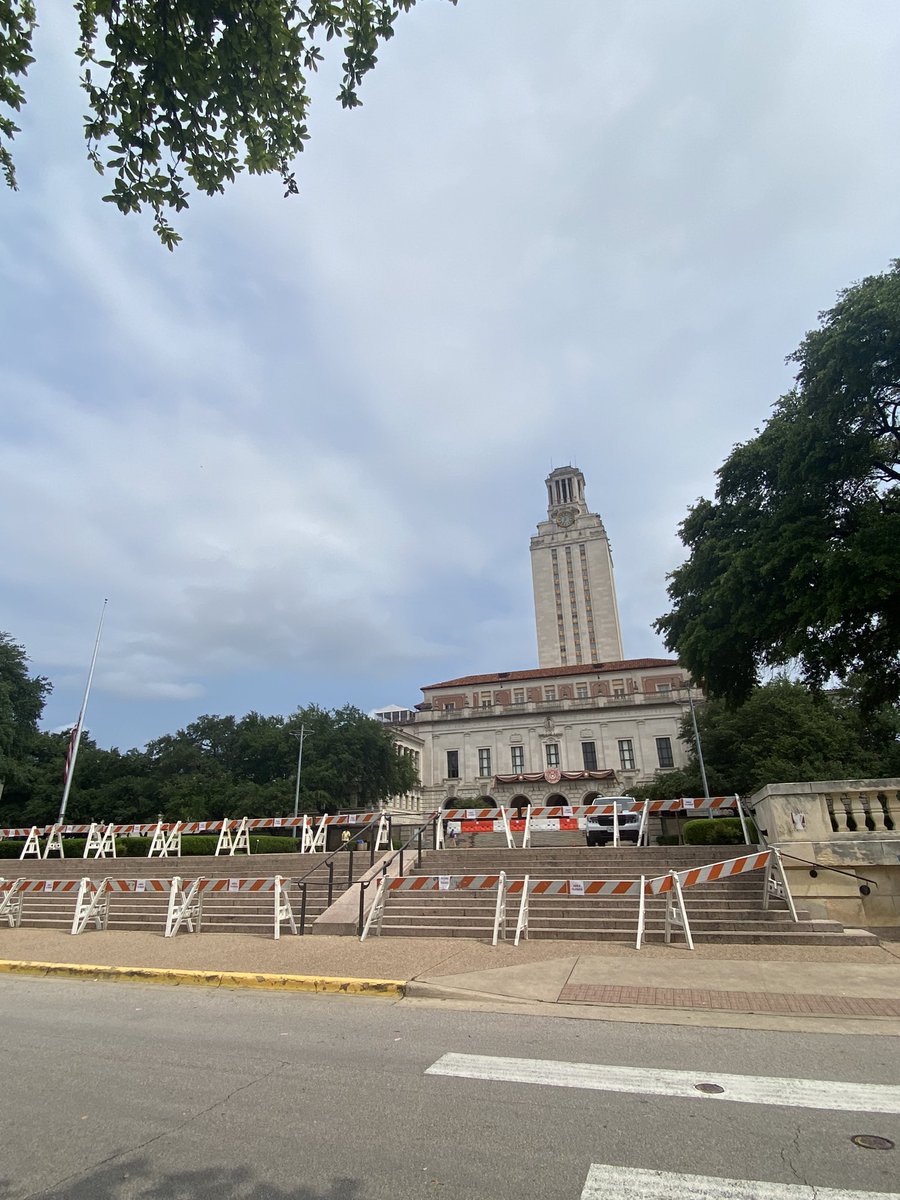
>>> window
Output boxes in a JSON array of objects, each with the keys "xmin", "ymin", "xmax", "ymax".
[
  {"xmin": 657, "ymin": 683, "xmax": 671, "ymax": 694},
  {"xmin": 513, "ymin": 689, "xmax": 525, "ymax": 704},
  {"xmin": 544, "ymin": 686, "xmax": 557, "ymax": 701},
  {"xmin": 510, "ymin": 746, "xmax": 525, "ymax": 773},
  {"xmin": 576, "ymin": 683, "xmax": 588, "ymax": 699},
  {"xmin": 618, "ymin": 739, "xmax": 635, "ymax": 770},
  {"xmin": 545, "ymin": 742, "xmax": 560, "ymax": 767},
  {"xmin": 481, "ymin": 691, "xmax": 492, "ymax": 706},
  {"xmin": 656, "ymin": 737, "xmax": 674, "ymax": 768},
  {"xmin": 478, "ymin": 748, "xmax": 492, "ymax": 777},
  {"xmin": 582, "ymin": 741, "xmax": 598, "ymax": 771},
  {"xmin": 446, "ymin": 750, "xmax": 459, "ymax": 779},
  {"xmin": 444, "ymin": 701, "xmax": 455, "ymax": 711}
]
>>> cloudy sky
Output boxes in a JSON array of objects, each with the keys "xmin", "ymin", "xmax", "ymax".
[{"xmin": 2, "ymin": 0, "xmax": 899, "ymax": 752}]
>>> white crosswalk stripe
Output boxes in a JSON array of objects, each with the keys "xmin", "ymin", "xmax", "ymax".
[
  {"xmin": 426, "ymin": 1053, "xmax": 900, "ymax": 1114},
  {"xmin": 580, "ymin": 1164, "xmax": 900, "ymax": 1200}
]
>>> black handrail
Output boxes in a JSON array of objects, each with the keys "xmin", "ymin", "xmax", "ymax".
[
  {"xmin": 776, "ymin": 851, "xmax": 878, "ymax": 894},
  {"xmin": 355, "ymin": 811, "xmax": 440, "ymax": 935},
  {"xmin": 292, "ymin": 812, "xmax": 394, "ymax": 933}
]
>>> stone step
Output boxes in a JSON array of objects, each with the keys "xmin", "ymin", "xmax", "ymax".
[{"xmin": 373, "ymin": 924, "xmax": 873, "ymax": 945}]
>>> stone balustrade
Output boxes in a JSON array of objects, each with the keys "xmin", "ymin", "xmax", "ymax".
[{"xmin": 746, "ymin": 779, "xmax": 900, "ymax": 929}]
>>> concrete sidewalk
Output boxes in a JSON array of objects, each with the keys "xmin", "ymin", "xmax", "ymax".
[{"xmin": 2, "ymin": 926, "xmax": 899, "ymax": 1035}]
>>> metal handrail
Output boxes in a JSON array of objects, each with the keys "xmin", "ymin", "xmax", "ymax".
[
  {"xmin": 356, "ymin": 811, "xmax": 440, "ymax": 934},
  {"xmin": 293, "ymin": 812, "xmax": 393, "ymax": 933},
  {"xmin": 776, "ymin": 851, "xmax": 878, "ymax": 894}
]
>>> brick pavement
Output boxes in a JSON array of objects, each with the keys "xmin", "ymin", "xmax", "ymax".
[{"xmin": 558, "ymin": 982, "xmax": 900, "ymax": 1018}]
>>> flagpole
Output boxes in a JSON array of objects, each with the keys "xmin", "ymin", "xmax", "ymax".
[{"xmin": 58, "ymin": 599, "xmax": 108, "ymax": 825}]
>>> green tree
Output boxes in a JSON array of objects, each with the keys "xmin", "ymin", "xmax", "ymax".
[
  {"xmin": 0, "ymin": 631, "xmax": 51, "ymax": 805},
  {"xmin": 1, "ymin": 0, "xmax": 455, "ymax": 248},
  {"xmin": 656, "ymin": 261, "xmax": 900, "ymax": 711},
  {"xmin": 635, "ymin": 678, "xmax": 900, "ymax": 800}
]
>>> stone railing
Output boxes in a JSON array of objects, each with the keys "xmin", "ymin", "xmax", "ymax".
[
  {"xmin": 746, "ymin": 779, "xmax": 900, "ymax": 928},
  {"xmin": 746, "ymin": 779, "xmax": 899, "ymax": 853}
]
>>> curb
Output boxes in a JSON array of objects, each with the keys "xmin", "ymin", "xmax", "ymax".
[{"xmin": 0, "ymin": 959, "xmax": 406, "ymax": 997}]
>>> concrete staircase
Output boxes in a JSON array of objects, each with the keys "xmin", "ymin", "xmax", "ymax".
[
  {"xmin": 374, "ymin": 846, "xmax": 876, "ymax": 945},
  {"xmin": 0, "ymin": 851, "xmax": 366, "ymax": 936}
]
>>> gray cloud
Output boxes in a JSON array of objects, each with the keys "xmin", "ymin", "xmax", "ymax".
[{"xmin": 2, "ymin": 0, "xmax": 899, "ymax": 748}]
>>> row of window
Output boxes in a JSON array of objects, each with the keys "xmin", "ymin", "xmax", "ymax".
[
  {"xmin": 445, "ymin": 737, "xmax": 674, "ymax": 779},
  {"xmin": 446, "ymin": 678, "xmax": 673, "ymax": 712}
]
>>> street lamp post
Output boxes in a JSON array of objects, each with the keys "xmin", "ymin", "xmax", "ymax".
[
  {"xmin": 292, "ymin": 725, "xmax": 307, "ymax": 820},
  {"xmin": 682, "ymin": 683, "xmax": 711, "ymax": 805}
]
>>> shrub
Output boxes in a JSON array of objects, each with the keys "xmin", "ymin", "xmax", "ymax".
[{"xmin": 682, "ymin": 816, "xmax": 755, "ymax": 845}]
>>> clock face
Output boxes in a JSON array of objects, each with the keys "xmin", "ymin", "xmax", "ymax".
[{"xmin": 555, "ymin": 508, "xmax": 576, "ymax": 528}]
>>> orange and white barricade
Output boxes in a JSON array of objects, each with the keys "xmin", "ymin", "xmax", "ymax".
[
  {"xmin": 643, "ymin": 849, "xmax": 797, "ymax": 949},
  {"xmin": 644, "ymin": 795, "xmax": 751, "ymax": 843},
  {"xmin": 215, "ymin": 817, "xmax": 251, "ymax": 856},
  {"xmin": 71, "ymin": 876, "xmax": 171, "ymax": 934},
  {"xmin": 504, "ymin": 801, "xmax": 651, "ymax": 848},
  {"xmin": 510, "ymin": 875, "xmax": 644, "ymax": 946},
  {"xmin": 361, "ymin": 872, "xmax": 509, "ymax": 944},
  {"xmin": 71, "ymin": 877, "xmax": 111, "ymax": 934},
  {"xmin": 148, "ymin": 821, "xmax": 183, "ymax": 857},
  {"xmin": 83, "ymin": 822, "xmax": 117, "ymax": 859},
  {"xmin": 164, "ymin": 875, "xmax": 298, "ymax": 939},
  {"xmin": 0, "ymin": 878, "xmax": 25, "ymax": 927},
  {"xmin": 5, "ymin": 877, "xmax": 80, "ymax": 923},
  {"xmin": 442, "ymin": 809, "xmax": 515, "ymax": 848}
]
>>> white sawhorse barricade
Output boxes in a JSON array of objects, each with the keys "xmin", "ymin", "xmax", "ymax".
[
  {"xmin": 18, "ymin": 824, "xmax": 66, "ymax": 860},
  {"xmin": 164, "ymin": 875, "xmax": 298, "ymax": 939},
  {"xmin": 642, "ymin": 849, "xmax": 797, "ymax": 950},
  {"xmin": 361, "ymin": 873, "xmax": 510, "ymax": 945},
  {"xmin": 215, "ymin": 817, "xmax": 251, "ymax": 856},
  {"xmin": 83, "ymin": 822, "xmax": 117, "ymax": 858},
  {"xmin": 148, "ymin": 821, "xmax": 183, "ymax": 857},
  {"xmin": 0, "ymin": 878, "xmax": 26, "ymax": 927}
]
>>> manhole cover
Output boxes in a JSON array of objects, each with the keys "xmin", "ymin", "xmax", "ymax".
[
  {"xmin": 694, "ymin": 1082, "xmax": 725, "ymax": 1094},
  {"xmin": 851, "ymin": 1135, "xmax": 894, "ymax": 1151}
]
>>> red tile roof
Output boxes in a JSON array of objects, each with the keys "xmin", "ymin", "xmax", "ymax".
[{"xmin": 421, "ymin": 659, "xmax": 681, "ymax": 690}]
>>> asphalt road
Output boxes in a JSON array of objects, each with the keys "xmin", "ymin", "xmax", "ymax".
[{"xmin": 1, "ymin": 976, "xmax": 898, "ymax": 1199}]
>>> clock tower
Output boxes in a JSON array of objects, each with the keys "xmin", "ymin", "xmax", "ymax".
[{"xmin": 530, "ymin": 467, "xmax": 624, "ymax": 668}]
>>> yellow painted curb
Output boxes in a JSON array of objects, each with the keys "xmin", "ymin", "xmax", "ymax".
[{"xmin": 0, "ymin": 959, "xmax": 405, "ymax": 997}]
